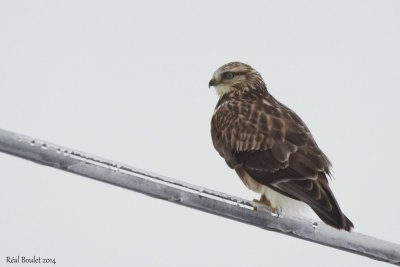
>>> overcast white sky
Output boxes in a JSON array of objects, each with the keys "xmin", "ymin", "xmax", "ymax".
[{"xmin": 1, "ymin": 0, "xmax": 399, "ymax": 266}]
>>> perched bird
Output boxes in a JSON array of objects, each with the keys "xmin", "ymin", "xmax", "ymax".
[{"xmin": 209, "ymin": 62, "xmax": 353, "ymax": 231}]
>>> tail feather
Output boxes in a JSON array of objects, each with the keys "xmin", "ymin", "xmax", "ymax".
[
  {"xmin": 312, "ymin": 206, "xmax": 354, "ymax": 231},
  {"xmin": 273, "ymin": 172, "xmax": 354, "ymax": 231},
  {"xmin": 311, "ymin": 175, "xmax": 354, "ymax": 231}
]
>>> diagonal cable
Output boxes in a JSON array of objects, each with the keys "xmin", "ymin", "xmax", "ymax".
[{"xmin": 0, "ymin": 128, "xmax": 399, "ymax": 266}]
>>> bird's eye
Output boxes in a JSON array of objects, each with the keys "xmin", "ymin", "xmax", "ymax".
[{"xmin": 223, "ymin": 72, "xmax": 235, "ymax": 80}]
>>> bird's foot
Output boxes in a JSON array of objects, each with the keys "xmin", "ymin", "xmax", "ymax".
[{"xmin": 253, "ymin": 195, "xmax": 279, "ymax": 214}]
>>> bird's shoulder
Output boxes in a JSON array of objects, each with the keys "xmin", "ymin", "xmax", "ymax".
[
  {"xmin": 211, "ymin": 90, "xmax": 310, "ymax": 146},
  {"xmin": 211, "ymin": 89, "xmax": 331, "ymax": 173}
]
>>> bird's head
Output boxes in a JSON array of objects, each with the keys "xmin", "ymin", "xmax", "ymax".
[{"xmin": 209, "ymin": 62, "xmax": 266, "ymax": 97}]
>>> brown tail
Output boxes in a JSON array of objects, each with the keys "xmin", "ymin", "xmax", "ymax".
[
  {"xmin": 310, "ymin": 175, "xmax": 354, "ymax": 231},
  {"xmin": 272, "ymin": 173, "xmax": 354, "ymax": 231},
  {"xmin": 313, "ymin": 207, "xmax": 354, "ymax": 231}
]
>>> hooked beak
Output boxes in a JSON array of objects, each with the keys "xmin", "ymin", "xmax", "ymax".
[{"xmin": 209, "ymin": 78, "xmax": 216, "ymax": 88}]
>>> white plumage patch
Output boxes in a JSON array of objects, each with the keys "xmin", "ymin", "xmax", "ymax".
[
  {"xmin": 259, "ymin": 184, "xmax": 310, "ymax": 216},
  {"xmin": 214, "ymin": 84, "xmax": 234, "ymax": 97},
  {"xmin": 242, "ymin": 171, "xmax": 310, "ymax": 216}
]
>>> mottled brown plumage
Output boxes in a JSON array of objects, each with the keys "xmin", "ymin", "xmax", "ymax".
[{"xmin": 209, "ymin": 62, "xmax": 353, "ymax": 231}]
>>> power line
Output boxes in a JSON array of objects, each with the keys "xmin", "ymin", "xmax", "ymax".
[{"xmin": 0, "ymin": 128, "xmax": 399, "ymax": 265}]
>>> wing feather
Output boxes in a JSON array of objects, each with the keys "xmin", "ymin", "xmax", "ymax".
[
  {"xmin": 211, "ymin": 93, "xmax": 353, "ymax": 230},
  {"xmin": 211, "ymin": 97, "xmax": 330, "ymax": 181}
]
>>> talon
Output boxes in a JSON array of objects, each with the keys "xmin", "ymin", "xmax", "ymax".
[
  {"xmin": 254, "ymin": 195, "xmax": 279, "ymax": 214},
  {"xmin": 259, "ymin": 195, "xmax": 272, "ymax": 207}
]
